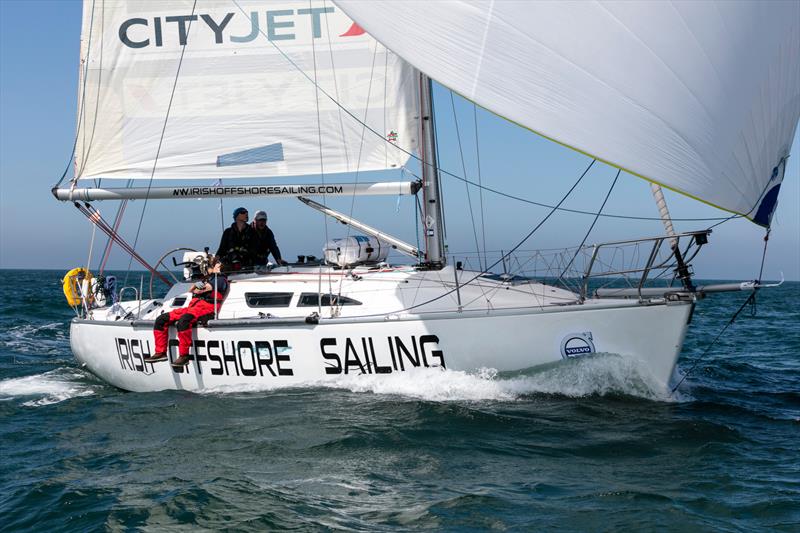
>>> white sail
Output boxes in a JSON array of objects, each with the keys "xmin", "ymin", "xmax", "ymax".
[
  {"xmin": 74, "ymin": 0, "xmax": 419, "ymax": 182},
  {"xmin": 335, "ymin": 0, "xmax": 800, "ymax": 226}
]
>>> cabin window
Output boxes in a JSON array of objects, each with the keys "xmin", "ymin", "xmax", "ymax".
[
  {"xmin": 244, "ymin": 292, "xmax": 294, "ymax": 307},
  {"xmin": 297, "ymin": 293, "xmax": 362, "ymax": 307},
  {"xmin": 172, "ymin": 297, "xmax": 187, "ymax": 307}
]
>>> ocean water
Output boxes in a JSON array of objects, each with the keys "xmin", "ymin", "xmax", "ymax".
[{"xmin": 1, "ymin": 270, "xmax": 798, "ymax": 531}]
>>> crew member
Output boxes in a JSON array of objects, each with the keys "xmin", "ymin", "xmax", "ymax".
[
  {"xmin": 144, "ymin": 257, "xmax": 229, "ymax": 367},
  {"xmin": 251, "ymin": 210, "xmax": 288, "ymax": 267},
  {"xmin": 216, "ymin": 207, "xmax": 255, "ymax": 271}
]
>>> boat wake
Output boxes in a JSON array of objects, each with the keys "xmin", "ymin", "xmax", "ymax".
[
  {"xmin": 0, "ymin": 322, "xmax": 69, "ymax": 356},
  {"xmin": 321, "ymin": 353, "xmax": 687, "ymax": 402},
  {"xmin": 202, "ymin": 353, "xmax": 688, "ymax": 403},
  {"xmin": 0, "ymin": 368, "xmax": 97, "ymax": 407}
]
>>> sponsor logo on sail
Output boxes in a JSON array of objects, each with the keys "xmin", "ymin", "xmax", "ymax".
[{"xmin": 119, "ymin": 6, "xmax": 363, "ymax": 49}]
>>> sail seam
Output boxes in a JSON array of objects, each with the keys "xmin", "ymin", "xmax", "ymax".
[{"xmin": 469, "ymin": 0, "xmax": 495, "ymax": 100}]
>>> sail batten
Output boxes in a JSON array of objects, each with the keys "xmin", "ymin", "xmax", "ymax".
[
  {"xmin": 336, "ymin": 0, "xmax": 800, "ymax": 226},
  {"xmin": 74, "ymin": 0, "xmax": 420, "ymax": 182}
]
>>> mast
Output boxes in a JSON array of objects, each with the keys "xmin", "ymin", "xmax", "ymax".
[{"xmin": 419, "ymin": 73, "xmax": 446, "ymax": 269}]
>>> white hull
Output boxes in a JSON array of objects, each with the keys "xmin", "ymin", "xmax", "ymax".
[{"xmin": 71, "ymin": 300, "xmax": 692, "ymax": 394}]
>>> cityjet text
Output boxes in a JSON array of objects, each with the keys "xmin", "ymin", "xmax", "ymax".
[{"xmin": 119, "ymin": 7, "xmax": 336, "ymax": 49}]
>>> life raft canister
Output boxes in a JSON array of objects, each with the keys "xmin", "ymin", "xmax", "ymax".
[{"xmin": 62, "ymin": 267, "xmax": 93, "ymax": 307}]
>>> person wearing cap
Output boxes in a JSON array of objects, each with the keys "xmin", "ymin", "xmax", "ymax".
[
  {"xmin": 216, "ymin": 207, "xmax": 256, "ymax": 272},
  {"xmin": 251, "ymin": 210, "xmax": 288, "ymax": 267}
]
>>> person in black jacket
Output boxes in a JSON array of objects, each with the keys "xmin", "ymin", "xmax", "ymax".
[
  {"xmin": 216, "ymin": 207, "xmax": 256, "ymax": 272},
  {"xmin": 251, "ymin": 210, "xmax": 288, "ymax": 267}
]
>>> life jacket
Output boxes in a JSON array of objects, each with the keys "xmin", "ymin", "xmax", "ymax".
[
  {"xmin": 189, "ymin": 289, "xmax": 225, "ymax": 309},
  {"xmin": 189, "ymin": 275, "xmax": 228, "ymax": 309}
]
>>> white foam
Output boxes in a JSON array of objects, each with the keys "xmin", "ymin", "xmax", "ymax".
[
  {"xmin": 319, "ymin": 354, "xmax": 686, "ymax": 402},
  {"xmin": 319, "ymin": 366, "xmax": 518, "ymax": 402},
  {"xmin": 202, "ymin": 354, "xmax": 688, "ymax": 403},
  {"xmin": 1, "ymin": 322, "xmax": 69, "ymax": 355},
  {"xmin": 0, "ymin": 369, "xmax": 96, "ymax": 406}
]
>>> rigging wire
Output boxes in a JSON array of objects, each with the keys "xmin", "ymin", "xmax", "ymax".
[
  {"xmin": 345, "ymin": 159, "xmax": 597, "ymax": 319},
  {"xmin": 556, "ymin": 169, "xmax": 620, "ymax": 288},
  {"xmin": 218, "ymin": 179, "xmax": 225, "ymax": 232},
  {"xmin": 670, "ymin": 228, "xmax": 772, "ymax": 394},
  {"xmin": 75, "ymin": 203, "xmax": 172, "ymax": 285},
  {"xmin": 123, "ymin": 0, "xmax": 198, "ymax": 286},
  {"xmin": 450, "ymin": 90, "xmax": 483, "ymax": 270},
  {"xmin": 336, "ymin": 41, "xmax": 380, "ymax": 306},
  {"xmin": 322, "ymin": 1, "xmax": 352, "ymax": 173},
  {"xmin": 310, "ymin": 0, "xmax": 333, "ymax": 313},
  {"xmin": 401, "ymin": 164, "xmax": 736, "ymax": 224},
  {"xmin": 85, "ymin": 222, "xmax": 97, "ymax": 276},
  {"xmin": 473, "ymin": 103, "xmax": 488, "ymax": 272},
  {"xmin": 229, "ymin": 0, "xmax": 737, "ymax": 225},
  {"xmin": 98, "ymin": 188, "xmax": 131, "ymax": 274},
  {"xmin": 670, "ymin": 293, "xmax": 754, "ymax": 394}
]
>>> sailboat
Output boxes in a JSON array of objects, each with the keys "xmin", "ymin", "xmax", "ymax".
[{"xmin": 53, "ymin": 1, "xmax": 799, "ymax": 394}]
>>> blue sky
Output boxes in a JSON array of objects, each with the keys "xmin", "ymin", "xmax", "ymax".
[{"xmin": 1, "ymin": 0, "xmax": 798, "ymax": 281}]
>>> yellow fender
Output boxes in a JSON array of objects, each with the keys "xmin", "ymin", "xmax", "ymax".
[{"xmin": 63, "ymin": 268, "xmax": 93, "ymax": 307}]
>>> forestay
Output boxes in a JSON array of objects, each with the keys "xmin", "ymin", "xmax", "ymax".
[
  {"xmin": 335, "ymin": 0, "xmax": 800, "ymax": 226},
  {"xmin": 75, "ymin": 0, "xmax": 419, "ymax": 181}
]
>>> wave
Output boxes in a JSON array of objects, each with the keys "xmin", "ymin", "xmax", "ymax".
[
  {"xmin": 0, "ymin": 368, "xmax": 96, "ymax": 406},
  {"xmin": 0, "ymin": 322, "xmax": 70, "ymax": 356},
  {"xmin": 201, "ymin": 353, "xmax": 689, "ymax": 403}
]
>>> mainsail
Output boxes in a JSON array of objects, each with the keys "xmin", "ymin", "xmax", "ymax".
[
  {"xmin": 336, "ymin": 0, "xmax": 800, "ymax": 226},
  {"xmin": 74, "ymin": 0, "xmax": 419, "ymax": 182}
]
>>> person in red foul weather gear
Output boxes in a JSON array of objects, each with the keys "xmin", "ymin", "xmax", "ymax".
[{"xmin": 144, "ymin": 257, "xmax": 229, "ymax": 367}]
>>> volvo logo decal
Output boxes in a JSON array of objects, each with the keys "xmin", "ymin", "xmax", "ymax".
[{"xmin": 560, "ymin": 332, "xmax": 595, "ymax": 359}]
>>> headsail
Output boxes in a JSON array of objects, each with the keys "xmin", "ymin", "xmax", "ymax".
[
  {"xmin": 74, "ymin": 0, "xmax": 419, "ymax": 181},
  {"xmin": 335, "ymin": 0, "xmax": 800, "ymax": 226}
]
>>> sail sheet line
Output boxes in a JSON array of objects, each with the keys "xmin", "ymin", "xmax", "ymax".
[{"xmin": 399, "ymin": 157, "xmax": 733, "ymax": 223}]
